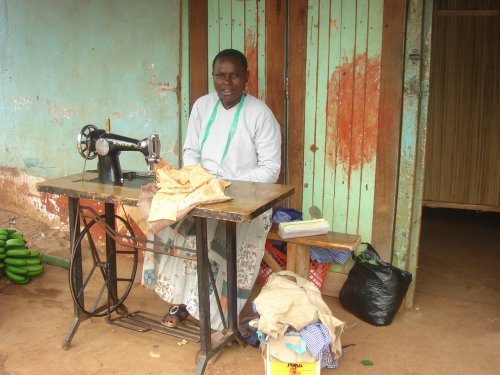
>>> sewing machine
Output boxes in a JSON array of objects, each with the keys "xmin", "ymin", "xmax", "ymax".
[{"xmin": 77, "ymin": 123, "xmax": 161, "ymax": 185}]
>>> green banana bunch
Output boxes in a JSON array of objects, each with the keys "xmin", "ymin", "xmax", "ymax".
[{"xmin": 0, "ymin": 228, "xmax": 44, "ymax": 284}]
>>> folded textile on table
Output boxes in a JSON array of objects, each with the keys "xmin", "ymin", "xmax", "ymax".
[
  {"xmin": 271, "ymin": 207, "xmax": 303, "ymax": 223},
  {"xmin": 137, "ymin": 162, "xmax": 232, "ymax": 234},
  {"xmin": 310, "ymin": 247, "xmax": 352, "ymax": 265},
  {"xmin": 278, "ymin": 219, "xmax": 330, "ymax": 239}
]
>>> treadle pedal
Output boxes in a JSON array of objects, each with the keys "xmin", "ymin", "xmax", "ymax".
[{"xmin": 108, "ymin": 310, "xmax": 200, "ymax": 342}]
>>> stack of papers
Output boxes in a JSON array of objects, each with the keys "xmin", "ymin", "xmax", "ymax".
[{"xmin": 278, "ymin": 219, "xmax": 330, "ymax": 239}]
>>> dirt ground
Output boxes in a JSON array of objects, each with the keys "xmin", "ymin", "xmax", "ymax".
[{"xmin": 0, "ymin": 207, "xmax": 499, "ymax": 375}]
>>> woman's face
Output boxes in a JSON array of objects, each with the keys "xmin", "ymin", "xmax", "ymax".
[{"xmin": 212, "ymin": 56, "xmax": 249, "ymax": 109}]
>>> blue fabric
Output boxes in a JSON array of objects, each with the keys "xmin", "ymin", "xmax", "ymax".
[
  {"xmin": 271, "ymin": 207, "xmax": 303, "ymax": 223},
  {"xmin": 299, "ymin": 323, "xmax": 331, "ymax": 359},
  {"xmin": 310, "ymin": 247, "xmax": 352, "ymax": 265},
  {"xmin": 320, "ymin": 348, "xmax": 339, "ymax": 369}
]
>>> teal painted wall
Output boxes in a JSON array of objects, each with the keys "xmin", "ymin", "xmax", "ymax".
[
  {"xmin": 0, "ymin": 0, "xmax": 182, "ymax": 179},
  {"xmin": 302, "ymin": 0, "xmax": 383, "ymax": 243}
]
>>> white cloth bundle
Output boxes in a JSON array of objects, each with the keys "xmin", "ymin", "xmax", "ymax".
[{"xmin": 278, "ymin": 219, "xmax": 330, "ymax": 239}]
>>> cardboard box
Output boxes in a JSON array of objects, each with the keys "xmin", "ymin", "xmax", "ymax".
[{"xmin": 264, "ymin": 340, "xmax": 320, "ymax": 375}]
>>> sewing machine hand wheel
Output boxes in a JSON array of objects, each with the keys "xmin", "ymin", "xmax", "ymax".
[{"xmin": 77, "ymin": 124, "xmax": 98, "ymax": 160}]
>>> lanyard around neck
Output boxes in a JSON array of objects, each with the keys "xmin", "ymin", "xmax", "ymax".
[{"xmin": 200, "ymin": 94, "xmax": 246, "ymax": 167}]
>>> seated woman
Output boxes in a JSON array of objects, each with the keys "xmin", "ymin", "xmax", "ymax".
[{"xmin": 141, "ymin": 48, "xmax": 281, "ymax": 331}]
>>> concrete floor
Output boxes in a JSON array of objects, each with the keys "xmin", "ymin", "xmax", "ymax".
[{"xmin": 0, "ymin": 207, "xmax": 499, "ymax": 375}]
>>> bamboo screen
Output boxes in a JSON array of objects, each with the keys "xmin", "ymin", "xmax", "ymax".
[{"xmin": 424, "ymin": 6, "xmax": 500, "ymax": 209}]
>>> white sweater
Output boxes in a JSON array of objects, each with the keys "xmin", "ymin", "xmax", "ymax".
[{"xmin": 183, "ymin": 92, "xmax": 281, "ymax": 183}]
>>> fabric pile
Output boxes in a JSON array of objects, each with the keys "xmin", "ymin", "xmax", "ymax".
[
  {"xmin": 137, "ymin": 162, "xmax": 232, "ymax": 234},
  {"xmin": 250, "ymin": 271, "xmax": 345, "ymax": 369}
]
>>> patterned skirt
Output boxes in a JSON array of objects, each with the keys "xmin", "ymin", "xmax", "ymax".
[{"xmin": 142, "ymin": 210, "xmax": 272, "ymax": 331}]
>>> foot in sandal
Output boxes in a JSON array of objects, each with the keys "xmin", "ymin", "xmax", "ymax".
[{"xmin": 161, "ymin": 304, "xmax": 190, "ymax": 328}]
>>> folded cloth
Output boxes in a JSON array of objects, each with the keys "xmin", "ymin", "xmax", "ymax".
[
  {"xmin": 137, "ymin": 163, "xmax": 232, "ymax": 234},
  {"xmin": 310, "ymin": 247, "xmax": 352, "ymax": 265},
  {"xmin": 272, "ymin": 207, "xmax": 303, "ymax": 223},
  {"xmin": 299, "ymin": 323, "xmax": 332, "ymax": 359}
]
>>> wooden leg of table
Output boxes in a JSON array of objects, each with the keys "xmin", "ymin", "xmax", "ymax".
[
  {"xmin": 286, "ymin": 243, "xmax": 297, "ymax": 273},
  {"xmin": 286, "ymin": 243, "xmax": 310, "ymax": 279}
]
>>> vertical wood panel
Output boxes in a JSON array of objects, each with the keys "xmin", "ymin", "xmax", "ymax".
[
  {"xmin": 347, "ymin": 0, "xmax": 369, "ymax": 234},
  {"xmin": 372, "ymin": 0, "xmax": 407, "ymax": 261},
  {"xmin": 302, "ymin": 0, "xmax": 320, "ymax": 217},
  {"xmin": 265, "ymin": 0, "xmax": 286, "ymax": 183},
  {"xmin": 189, "ymin": 0, "xmax": 208, "ymax": 108},
  {"xmin": 323, "ymin": 0, "xmax": 342, "ymax": 227},
  {"xmin": 358, "ymin": 0, "xmax": 383, "ymax": 242},
  {"xmin": 332, "ymin": 1, "xmax": 356, "ymax": 233},
  {"xmin": 311, "ymin": 0, "xmax": 333, "ymax": 219},
  {"xmin": 287, "ymin": 0, "xmax": 308, "ymax": 210},
  {"xmin": 303, "ymin": 0, "xmax": 383, "ymax": 255},
  {"xmin": 424, "ymin": 11, "xmax": 500, "ymax": 208}
]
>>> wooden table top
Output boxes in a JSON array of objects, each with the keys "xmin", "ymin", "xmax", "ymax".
[{"xmin": 36, "ymin": 172, "xmax": 295, "ymax": 222}]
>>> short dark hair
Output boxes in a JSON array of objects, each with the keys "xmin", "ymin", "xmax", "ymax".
[{"xmin": 212, "ymin": 49, "xmax": 248, "ymax": 71}]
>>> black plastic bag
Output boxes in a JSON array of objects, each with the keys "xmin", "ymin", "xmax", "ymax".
[{"xmin": 339, "ymin": 243, "xmax": 412, "ymax": 326}]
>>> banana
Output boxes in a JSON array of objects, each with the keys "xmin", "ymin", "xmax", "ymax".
[
  {"xmin": 5, "ymin": 264, "xmax": 28, "ymax": 275},
  {"xmin": 5, "ymin": 239, "xmax": 25, "ymax": 249},
  {"xmin": 26, "ymin": 269, "xmax": 44, "ymax": 277},
  {"xmin": 27, "ymin": 249, "xmax": 41, "ymax": 257},
  {"xmin": 8, "ymin": 233, "xmax": 24, "ymax": 240},
  {"xmin": 0, "ymin": 262, "xmax": 5, "ymax": 268},
  {"xmin": 5, "ymin": 268, "xmax": 30, "ymax": 284},
  {"xmin": 6, "ymin": 249, "xmax": 31, "ymax": 257},
  {"xmin": 25, "ymin": 258, "xmax": 41, "ymax": 265},
  {"xmin": 0, "ymin": 240, "xmax": 5, "ymax": 246},
  {"xmin": 0, "ymin": 229, "xmax": 8, "ymax": 235},
  {"xmin": 22, "ymin": 264, "xmax": 44, "ymax": 272},
  {"xmin": 4, "ymin": 245, "xmax": 27, "ymax": 251},
  {"xmin": 4, "ymin": 257, "xmax": 27, "ymax": 266},
  {"xmin": 0, "ymin": 247, "xmax": 5, "ymax": 254},
  {"xmin": 0, "ymin": 253, "xmax": 6, "ymax": 260},
  {"xmin": 0, "ymin": 228, "xmax": 17, "ymax": 232},
  {"xmin": 0, "ymin": 235, "xmax": 7, "ymax": 241}
]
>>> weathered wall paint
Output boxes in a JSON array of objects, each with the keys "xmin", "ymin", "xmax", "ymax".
[
  {"xmin": 206, "ymin": 0, "xmax": 266, "ymax": 99},
  {"xmin": 303, "ymin": 0, "xmax": 383, "ymax": 258},
  {"xmin": 393, "ymin": 0, "xmax": 433, "ymax": 306},
  {"xmin": 0, "ymin": 0, "xmax": 183, "ymax": 224}
]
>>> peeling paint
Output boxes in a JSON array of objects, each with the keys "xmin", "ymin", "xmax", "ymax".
[
  {"xmin": 244, "ymin": 30, "xmax": 259, "ymax": 97},
  {"xmin": 326, "ymin": 53, "xmax": 381, "ymax": 175},
  {"xmin": 45, "ymin": 100, "xmax": 77, "ymax": 121},
  {"xmin": 13, "ymin": 96, "xmax": 32, "ymax": 111}
]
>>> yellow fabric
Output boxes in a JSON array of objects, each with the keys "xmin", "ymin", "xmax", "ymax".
[{"xmin": 144, "ymin": 163, "xmax": 232, "ymax": 230}]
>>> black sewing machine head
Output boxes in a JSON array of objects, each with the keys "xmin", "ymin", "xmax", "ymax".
[{"xmin": 77, "ymin": 124, "xmax": 161, "ymax": 185}]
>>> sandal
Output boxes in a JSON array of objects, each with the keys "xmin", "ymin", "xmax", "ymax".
[{"xmin": 161, "ymin": 304, "xmax": 190, "ymax": 328}]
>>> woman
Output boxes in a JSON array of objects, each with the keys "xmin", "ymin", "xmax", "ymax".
[{"xmin": 142, "ymin": 49, "xmax": 281, "ymax": 331}]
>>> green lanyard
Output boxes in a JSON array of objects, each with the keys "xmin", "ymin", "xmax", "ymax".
[{"xmin": 200, "ymin": 94, "xmax": 246, "ymax": 174}]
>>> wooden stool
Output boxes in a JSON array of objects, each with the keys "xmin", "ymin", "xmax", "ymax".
[{"xmin": 263, "ymin": 226, "xmax": 361, "ymax": 296}]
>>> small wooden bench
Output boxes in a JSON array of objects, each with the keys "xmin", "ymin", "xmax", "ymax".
[{"xmin": 263, "ymin": 226, "xmax": 361, "ymax": 296}]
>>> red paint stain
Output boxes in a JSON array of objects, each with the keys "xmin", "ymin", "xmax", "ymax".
[
  {"xmin": 326, "ymin": 53, "xmax": 381, "ymax": 180},
  {"xmin": 244, "ymin": 30, "xmax": 259, "ymax": 98}
]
